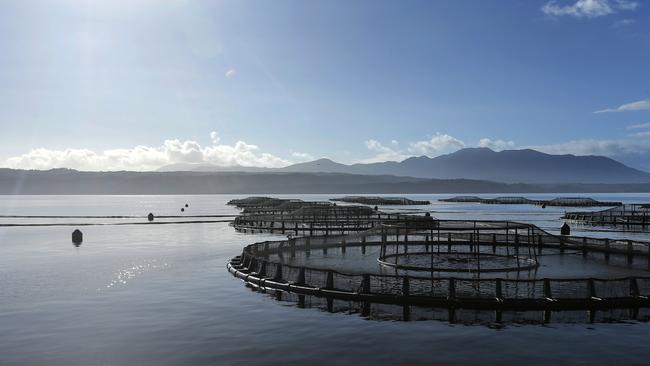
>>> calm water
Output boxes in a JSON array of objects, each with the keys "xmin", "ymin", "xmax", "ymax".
[{"xmin": 2, "ymin": 194, "xmax": 650, "ymax": 365}]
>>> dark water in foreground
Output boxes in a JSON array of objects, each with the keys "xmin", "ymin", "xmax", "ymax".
[{"xmin": 2, "ymin": 194, "xmax": 650, "ymax": 365}]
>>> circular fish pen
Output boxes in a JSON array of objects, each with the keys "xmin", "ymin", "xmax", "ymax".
[
  {"xmin": 375, "ymin": 222, "xmax": 539, "ymax": 273},
  {"xmin": 564, "ymin": 204, "xmax": 650, "ymax": 231},
  {"xmin": 378, "ymin": 251, "xmax": 538, "ymax": 273},
  {"xmin": 227, "ymin": 197, "xmax": 650, "ymax": 324}
]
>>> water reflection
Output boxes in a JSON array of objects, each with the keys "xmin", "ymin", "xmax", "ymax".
[{"xmin": 250, "ymin": 285, "xmax": 650, "ymax": 325}]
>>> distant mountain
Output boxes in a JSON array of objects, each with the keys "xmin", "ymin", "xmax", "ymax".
[
  {"xmin": 280, "ymin": 158, "xmax": 352, "ymax": 173},
  {"xmin": 2, "ymin": 169, "xmax": 650, "ymax": 194},
  {"xmin": 54, "ymin": 148, "xmax": 650, "ymax": 186},
  {"xmin": 278, "ymin": 148, "xmax": 650, "ymax": 184}
]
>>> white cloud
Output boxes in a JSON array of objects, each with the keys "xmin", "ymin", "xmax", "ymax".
[
  {"xmin": 291, "ymin": 152, "xmax": 315, "ymax": 162},
  {"xmin": 542, "ymin": 0, "xmax": 638, "ymax": 18},
  {"xmin": 626, "ymin": 123, "xmax": 650, "ymax": 137},
  {"xmin": 595, "ymin": 99, "xmax": 650, "ymax": 113},
  {"xmin": 627, "ymin": 122, "xmax": 650, "ymax": 130},
  {"xmin": 225, "ymin": 68, "xmax": 236, "ymax": 79},
  {"xmin": 611, "ymin": 18, "xmax": 635, "ymax": 27},
  {"xmin": 616, "ymin": 0, "xmax": 640, "ymax": 10},
  {"xmin": 356, "ymin": 133, "xmax": 467, "ymax": 164},
  {"xmin": 2, "ymin": 133, "xmax": 291, "ymax": 171},
  {"xmin": 210, "ymin": 131, "xmax": 221, "ymax": 144},
  {"xmin": 528, "ymin": 137, "xmax": 650, "ymax": 172},
  {"xmin": 407, "ymin": 133, "xmax": 465, "ymax": 156},
  {"xmin": 530, "ymin": 137, "xmax": 650, "ymax": 156},
  {"xmin": 478, "ymin": 138, "xmax": 516, "ymax": 151},
  {"xmin": 358, "ymin": 139, "xmax": 409, "ymax": 163}
]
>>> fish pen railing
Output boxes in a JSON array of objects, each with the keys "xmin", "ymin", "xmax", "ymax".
[
  {"xmin": 228, "ymin": 226, "xmax": 650, "ymax": 313},
  {"xmin": 229, "ymin": 252, "xmax": 650, "ymax": 312},
  {"xmin": 329, "ymin": 196, "xmax": 431, "ymax": 206},
  {"xmin": 238, "ymin": 223, "xmax": 650, "ymax": 267},
  {"xmin": 229, "ymin": 197, "xmax": 434, "ymax": 235},
  {"xmin": 235, "ymin": 217, "xmax": 650, "ymax": 262},
  {"xmin": 232, "ymin": 211, "xmax": 436, "ymax": 236},
  {"xmin": 565, "ymin": 204, "xmax": 650, "ymax": 228},
  {"xmin": 440, "ymin": 196, "xmax": 622, "ymax": 207}
]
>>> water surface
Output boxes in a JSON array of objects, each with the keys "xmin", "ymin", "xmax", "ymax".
[{"xmin": 2, "ymin": 194, "xmax": 650, "ymax": 365}]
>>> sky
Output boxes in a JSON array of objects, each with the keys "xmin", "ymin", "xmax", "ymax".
[{"xmin": 1, "ymin": 0, "xmax": 649, "ymax": 171}]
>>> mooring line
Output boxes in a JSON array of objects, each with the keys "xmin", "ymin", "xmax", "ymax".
[
  {"xmin": 0, "ymin": 220, "xmax": 233, "ymax": 227},
  {"xmin": 0, "ymin": 214, "xmax": 237, "ymax": 218}
]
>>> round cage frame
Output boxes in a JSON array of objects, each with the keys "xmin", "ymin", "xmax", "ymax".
[
  {"xmin": 374, "ymin": 222, "xmax": 540, "ymax": 273},
  {"xmin": 228, "ymin": 220, "xmax": 650, "ymax": 323},
  {"xmin": 227, "ymin": 197, "xmax": 650, "ymax": 323}
]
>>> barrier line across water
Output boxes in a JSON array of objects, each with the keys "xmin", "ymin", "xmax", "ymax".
[{"xmin": 0, "ymin": 220, "xmax": 233, "ymax": 227}]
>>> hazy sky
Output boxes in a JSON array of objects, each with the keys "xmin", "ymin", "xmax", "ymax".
[{"xmin": 1, "ymin": 0, "xmax": 650, "ymax": 171}]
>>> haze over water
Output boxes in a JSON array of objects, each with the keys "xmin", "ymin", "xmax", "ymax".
[{"xmin": 2, "ymin": 194, "xmax": 650, "ymax": 365}]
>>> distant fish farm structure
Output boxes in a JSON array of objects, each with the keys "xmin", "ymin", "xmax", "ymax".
[
  {"xmin": 565, "ymin": 204, "xmax": 650, "ymax": 229},
  {"xmin": 228, "ymin": 196, "xmax": 431, "ymax": 235},
  {"xmin": 440, "ymin": 196, "xmax": 622, "ymax": 207},
  {"xmin": 227, "ymin": 196, "xmax": 650, "ymax": 324},
  {"xmin": 330, "ymin": 196, "xmax": 430, "ymax": 206}
]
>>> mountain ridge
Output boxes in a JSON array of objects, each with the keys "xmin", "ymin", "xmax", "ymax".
[{"xmin": 156, "ymin": 148, "xmax": 650, "ymax": 184}]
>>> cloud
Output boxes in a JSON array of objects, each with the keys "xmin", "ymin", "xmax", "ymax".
[
  {"xmin": 542, "ymin": 0, "xmax": 638, "ymax": 18},
  {"xmin": 616, "ymin": 0, "xmax": 640, "ymax": 10},
  {"xmin": 2, "ymin": 133, "xmax": 291, "ymax": 171},
  {"xmin": 611, "ymin": 18, "xmax": 635, "ymax": 27},
  {"xmin": 595, "ymin": 99, "xmax": 650, "ymax": 113},
  {"xmin": 225, "ymin": 68, "xmax": 236, "ymax": 79},
  {"xmin": 627, "ymin": 122, "xmax": 650, "ymax": 130},
  {"xmin": 291, "ymin": 152, "xmax": 315, "ymax": 162},
  {"xmin": 358, "ymin": 139, "xmax": 409, "ymax": 163},
  {"xmin": 528, "ymin": 136, "xmax": 650, "ymax": 171},
  {"xmin": 530, "ymin": 137, "xmax": 650, "ymax": 156},
  {"xmin": 407, "ymin": 133, "xmax": 465, "ymax": 156},
  {"xmin": 359, "ymin": 134, "xmax": 519, "ymax": 163},
  {"xmin": 626, "ymin": 122, "xmax": 650, "ymax": 137},
  {"xmin": 357, "ymin": 133, "xmax": 467, "ymax": 164},
  {"xmin": 210, "ymin": 131, "xmax": 221, "ymax": 144},
  {"xmin": 477, "ymin": 138, "xmax": 516, "ymax": 151}
]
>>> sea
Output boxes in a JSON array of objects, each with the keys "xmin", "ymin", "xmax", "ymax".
[{"xmin": 2, "ymin": 193, "xmax": 650, "ymax": 366}]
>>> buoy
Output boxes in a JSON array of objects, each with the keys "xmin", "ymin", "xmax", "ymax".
[
  {"xmin": 181, "ymin": 208, "xmax": 185, "ymax": 212},
  {"xmin": 374, "ymin": 206, "xmax": 378, "ymax": 211},
  {"xmin": 425, "ymin": 212, "xmax": 431, "ymax": 217},
  {"xmin": 148, "ymin": 213, "xmax": 154, "ymax": 222},
  {"xmin": 560, "ymin": 223, "xmax": 571, "ymax": 236},
  {"xmin": 185, "ymin": 203, "xmax": 189, "ymax": 208},
  {"xmin": 72, "ymin": 229, "xmax": 83, "ymax": 245}
]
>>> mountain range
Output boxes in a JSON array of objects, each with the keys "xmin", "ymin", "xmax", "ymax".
[
  {"xmin": 3, "ymin": 148, "xmax": 649, "ymax": 194},
  {"xmin": 159, "ymin": 148, "xmax": 650, "ymax": 184}
]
